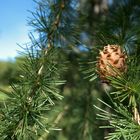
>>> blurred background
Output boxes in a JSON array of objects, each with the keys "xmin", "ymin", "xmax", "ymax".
[{"xmin": 0, "ymin": 0, "xmax": 36, "ymax": 91}]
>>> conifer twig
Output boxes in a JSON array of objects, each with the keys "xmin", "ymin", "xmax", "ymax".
[{"xmin": 29, "ymin": 0, "xmax": 65, "ymax": 97}]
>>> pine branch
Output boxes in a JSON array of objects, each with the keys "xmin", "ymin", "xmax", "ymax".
[
  {"xmin": 0, "ymin": 1, "xmax": 67, "ymax": 139},
  {"xmin": 94, "ymin": 99, "xmax": 140, "ymax": 140},
  {"xmin": 81, "ymin": 1, "xmax": 140, "ymax": 139},
  {"xmin": 29, "ymin": 0, "xmax": 65, "ymax": 98}
]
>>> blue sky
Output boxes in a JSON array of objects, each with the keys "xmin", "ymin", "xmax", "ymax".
[{"xmin": 0, "ymin": 0, "xmax": 36, "ymax": 60}]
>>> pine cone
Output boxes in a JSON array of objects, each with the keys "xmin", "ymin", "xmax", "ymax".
[{"xmin": 97, "ymin": 44, "xmax": 127, "ymax": 82}]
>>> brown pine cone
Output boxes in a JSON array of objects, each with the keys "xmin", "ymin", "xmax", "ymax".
[{"xmin": 97, "ymin": 44, "xmax": 127, "ymax": 82}]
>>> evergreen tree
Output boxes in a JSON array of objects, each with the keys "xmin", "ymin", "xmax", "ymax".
[{"xmin": 1, "ymin": 0, "xmax": 140, "ymax": 140}]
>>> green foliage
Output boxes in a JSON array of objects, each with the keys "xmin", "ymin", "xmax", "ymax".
[
  {"xmin": 87, "ymin": 0, "xmax": 140, "ymax": 140},
  {"xmin": 95, "ymin": 98, "xmax": 140, "ymax": 140},
  {"xmin": 0, "ymin": 0, "xmax": 66, "ymax": 139},
  {"xmin": 0, "ymin": 47, "xmax": 65, "ymax": 140},
  {"xmin": 1, "ymin": 0, "xmax": 140, "ymax": 140},
  {"xmin": 95, "ymin": 0, "xmax": 140, "ymax": 52}
]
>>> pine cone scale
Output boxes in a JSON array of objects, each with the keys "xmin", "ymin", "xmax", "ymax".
[{"xmin": 97, "ymin": 45, "xmax": 127, "ymax": 82}]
